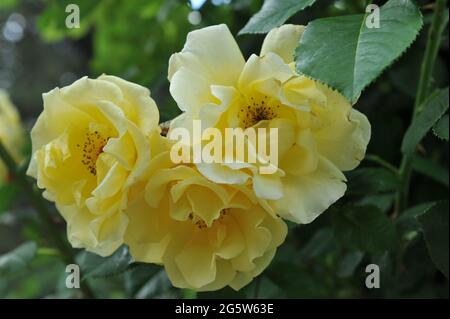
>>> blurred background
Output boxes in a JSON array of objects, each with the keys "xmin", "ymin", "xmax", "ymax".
[{"xmin": 0, "ymin": 0, "xmax": 448, "ymax": 298}]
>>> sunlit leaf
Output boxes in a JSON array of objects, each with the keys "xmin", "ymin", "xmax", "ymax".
[
  {"xmin": 239, "ymin": 0, "xmax": 317, "ymax": 34},
  {"xmin": 295, "ymin": 0, "xmax": 423, "ymax": 103}
]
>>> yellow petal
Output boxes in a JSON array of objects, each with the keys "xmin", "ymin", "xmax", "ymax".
[
  {"xmin": 260, "ymin": 24, "xmax": 305, "ymax": 64},
  {"xmin": 238, "ymin": 53, "xmax": 293, "ymax": 97},
  {"xmin": 175, "ymin": 232, "xmax": 217, "ymax": 288},
  {"xmin": 314, "ymin": 86, "xmax": 371, "ymax": 171},
  {"xmin": 168, "ymin": 24, "xmax": 244, "ymax": 84},
  {"xmin": 98, "ymin": 75, "xmax": 159, "ymax": 133},
  {"xmin": 125, "ymin": 193, "xmax": 171, "ymax": 263},
  {"xmin": 271, "ymin": 157, "xmax": 347, "ymax": 223}
]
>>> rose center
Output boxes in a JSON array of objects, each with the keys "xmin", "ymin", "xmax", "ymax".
[
  {"xmin": 77, "ymin": 130, "xmax": 109, "ymax": 176},
  {"xmin": 238, "ymin": 96, "xmax": 279, "ymax": 128},
  {"xmin": 188, "ymin": 209, "xmax": 229, "ymax": 230}
]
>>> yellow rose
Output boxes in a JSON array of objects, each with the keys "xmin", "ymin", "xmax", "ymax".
[
  {"xmin": 168, "ymin": 24, "xmax": 371, "ymax": 224},
  {"xmin": 27, "ymin": 75, "xmax": 160, "ymax": 256},
  {"xmin": 0, "ymin": 90, "xmax": 24, "ymax": 183},
  {"xmin": 125, "ymin": 134, "xmax": 287, "ymax": 291}
]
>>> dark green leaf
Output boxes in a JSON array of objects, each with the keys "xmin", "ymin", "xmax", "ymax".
[
  {"xmin": 347, "ymin": 168, "xmax": 400, "ymax": 195},
  {"xmin": 357, "ymin": 194, "xmax": 395, "ymax": 213},
  {"xmin": 433, "ymin": 113, "xmax": 449, "ymax": 141},
  {"xmin": 124, "ymin": 263, "xmax": 160, "ymax": 297},
  {"xmin": 299, "ymin": 228, "xmax": 335, "ymax": 260},
  {"xmin": 0, "ymin": 242, "xmax": 37, "ymax": 276},
  {"xmin": 412, "ymin": 155, "xmax": 449, "ymax": 187},
  {"xmin": 337, "ymin": 250, "xmax": 364, "ymax": 278},
  {"xmin": 402, "ymin": 88, "xmax": 449, "ymax": 155},
  {"xmin": 397, "ymin": 201, "xmax": 436, "ymax": 224},
  {"xmin": 239, "ymin": 0, "xmax": 317, "ymax": 34},
  {"xmin": 266, "ymin": 262, "xmax": 328, "ymax": 298},
  {"xmin": 296, "ymin": 0, "xmax": 423, "ymax": 103},
  {"xmin": 77, "ymin": 245, "xmax": 133, "ymax": 279},
  {"xmin": 418, "ymin": 201, "xmax": 449, "ymax": 278},
  {"xmin": 332, "ymin": 205, "xmax": 396, "ymax": 253},
  {"xmin": 134, "ymin": 269, "xmax": 174, "ymax": 299}
]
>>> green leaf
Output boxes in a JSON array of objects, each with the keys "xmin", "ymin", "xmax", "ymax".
[
  {"xmin": 418, "ymin": 201, "xmax": 449, "ymax": 278},
  {"xmin": 357, "ymin": 194, "xmax": 395, "ymax": 213},
  {"xmin": 347, "ymin": 168, "xmax": 400, "ymax": 195},
  {"xmin": 0, "ymin": 182, "xmax": 19, "ymax": 215},
  {"xmin": 239, "ymin": 0, "xmax": 317, "ymax": 34},
  {"xmin": 332, "ymin": 205, "xmax": 396, "ymax": 253},
  {"xmin": 397, "ymin": 201, "xmax": 436, "ymax": 224},
  {"xmin": 266, "ymin": 262, "xmax": 328, "ymax": 298},
  {"xmin": 77, "ymin": 245, "xmax": 133, "ymax": 279},
  {"xmin": 412, "ymin": 155, "xmax": 449, "ymax": 187},
  {"xmin": 295, "ymin": 0, "xmax": 423, "ymax": 103},
  {"xmin": 396, "ymin": 201, "xmax": 436, "ymax": 234},
  {"xmin": 134, "ymin": 269, "xmax": 174, "ymax": 299},
  {"xmin": 124, "ymin": 263, "xmax": 160, "ymax": 297},
  {"xmin": 299, "ymin": 228, "xmax": 335, "ymax": 260},
  {"xmin": 0, "ymin": 242, "xmax": 37, "ymax": 276},
  {"xmin": 433, "ymin": 113, "xmax": 449, "ymax": 141},
  {"xmin": 337, "ymin": 250, "xmax": 364, "ymax": 278},
  {"xmin": 402, "ymin": 88, "xmax": 449, "ymax": 155}
]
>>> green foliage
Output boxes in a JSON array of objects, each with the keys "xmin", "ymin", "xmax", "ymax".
[
  {"xmin": 37, "ymin": 0, "xmax": 101, "ymax": 41},
  {"xmin": 433, "ymin": 113, "xmax": 449, "ymax": 141},
  {"xmin": 412, "ymin": 155, "xmax": 449, "ymax": 187},
  {"xmin": 336, "ymin": 250, "xmax": 364, "ymax": 278},
  {"xmin": 76, "ymin": 245, "xmax": 133, "ymax": 279},
  {"xmin": 0, "ymin": 242, "xmax": 37, "ymax": 276},
  {"xmin": 0, "ymin": 0, "xmax": 17, "ymax": 9},
  {"xmin": 332, "ymin": 205, "xmax": 396, "ymax": 253},
  {"xmin": 418, "ymin": 201, "xmax": 449, "ymax": 278},
  {"xmin": 239, "ymin": 0, "xmax": 316, "ymax": 34},
  {"xmin": 295, "ymin": 0, "xmax": 423, "ymax": 103},
  {"xmin": 347, "ymin": 168, "xmax": 399, "ymax": 195},
  {"xmin": 402, "ymin": 88, "xmax": 450, "ymax": 155}
]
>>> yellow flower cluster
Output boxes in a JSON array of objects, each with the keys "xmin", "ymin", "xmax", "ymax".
[
  {"xmin": 26, "ymin": 25, "xmax": 371, "ymax": 291},
  {"xmin": 0, "ymin": 90, "xmax": 24, "ymax": 183}
]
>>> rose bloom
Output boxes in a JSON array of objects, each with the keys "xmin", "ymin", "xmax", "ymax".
[
  {"xmin": 27, "ymin": 75, "xmax": 160, "ymax": 256},
  {"xmin": 125, "ymin": 134, "xmax": 287, "ymax": 291},
  {"xmin": 0, "ymin": 90, "xmax": 24, "ymax": 182},
  {"xmin": 168, "ymin": 24, "xmax": 371, "ymax": 224}
]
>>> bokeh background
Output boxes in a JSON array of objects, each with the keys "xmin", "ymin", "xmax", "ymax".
[{"xmin": 0, "ymin": 0, "xmax": 448, "ymax": 298}]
